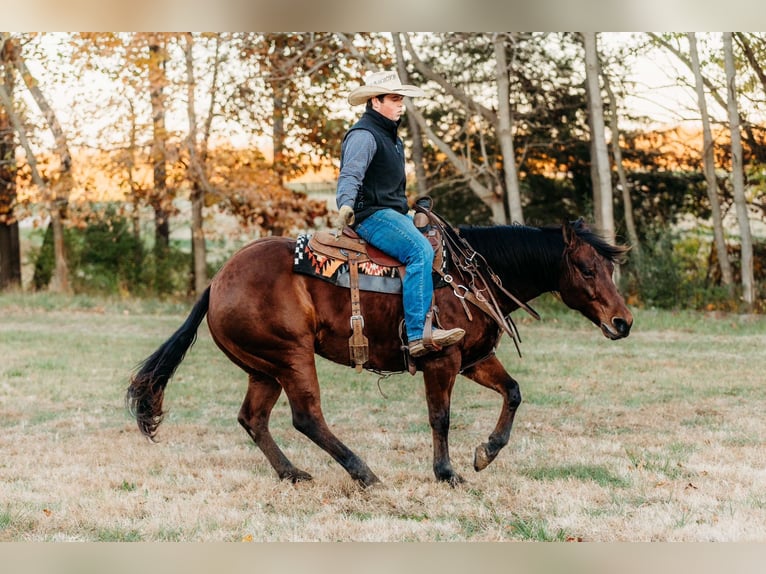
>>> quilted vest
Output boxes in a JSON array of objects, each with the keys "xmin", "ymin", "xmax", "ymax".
[{"xmin": 344, "ymin": 109, "xmax": 407, "ymax": 225}]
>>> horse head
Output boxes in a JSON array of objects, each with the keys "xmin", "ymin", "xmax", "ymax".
[{"xmin": 557, "ymin": 219, "xmax": 633, "ymax": 340}]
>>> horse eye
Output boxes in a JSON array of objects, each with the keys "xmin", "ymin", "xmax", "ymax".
[{"xmin": 578, "ymin": 265, "xmax": 595, "ymax": 278}]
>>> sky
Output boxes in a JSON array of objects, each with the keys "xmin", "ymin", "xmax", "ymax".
[
  {"xmin": 600, "ymin": 33, "xmax": 722, "ymax": 128},
  {"xmin": 21, "ymin": 31, "xmax": 722, "ymax": 153}
]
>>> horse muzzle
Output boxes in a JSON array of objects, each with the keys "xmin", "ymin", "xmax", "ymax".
[{"xmin": 600, "ymin": 315, "xmax": 632, "ymax": 340}]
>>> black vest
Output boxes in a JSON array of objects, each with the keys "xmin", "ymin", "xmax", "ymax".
[{"xmin": 343, "ymin": 109, "xmax": 407, "ymax": 225}]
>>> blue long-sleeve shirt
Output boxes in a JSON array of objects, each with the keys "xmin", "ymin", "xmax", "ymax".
[{"xmin": 336, "ymin": 129, "xmax": 377, "ymax": 210}]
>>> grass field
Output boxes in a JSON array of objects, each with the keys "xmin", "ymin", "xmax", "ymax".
[{"xmin": 0, "ymin": 291, "xmax": 764, "ymax": 541}]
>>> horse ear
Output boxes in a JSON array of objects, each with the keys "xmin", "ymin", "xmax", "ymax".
[
  {"xmin": 563, "ymin": 218, "xmax": 589, "ymax": 247},
  {"xmin": 562, "ymin": 220, "xmax": 578, "ymax": 247}
]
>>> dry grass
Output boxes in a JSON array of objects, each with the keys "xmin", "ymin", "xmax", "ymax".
[{"xmin": 1, "ymin": 293, "xmax": 765, "ymax": 541}]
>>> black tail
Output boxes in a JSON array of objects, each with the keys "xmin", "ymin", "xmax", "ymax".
[{"xmin": 126, "ymin": 287, "xmax": 211, "ymax": 440}]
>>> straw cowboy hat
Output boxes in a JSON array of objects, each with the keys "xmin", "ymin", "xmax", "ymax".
[{"xmin": 347, "ymin": 71, "xmax": 426, "ymax": 106}]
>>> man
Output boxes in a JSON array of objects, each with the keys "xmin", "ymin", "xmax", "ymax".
[{"xmin": 335, "ymin": 71, "xmax": 465, "ymax": 358}]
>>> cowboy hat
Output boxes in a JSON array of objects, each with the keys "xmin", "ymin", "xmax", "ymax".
[{"xmin": 347, "ymin": 71, "xmax": 426, "ymax": 106}]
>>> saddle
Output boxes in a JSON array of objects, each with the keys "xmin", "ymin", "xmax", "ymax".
[
  {"xmin": 306, "ymin": 225, "xmax": 444, "ymax": 372},
  {"xmin": 308, "ymin": 226, "xmax": 444, "ymax": 274}
]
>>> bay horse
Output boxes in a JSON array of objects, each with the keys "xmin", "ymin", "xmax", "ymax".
[{"xmin": 127, "ymin": 218, "xmax": 632, "ymax": 487}]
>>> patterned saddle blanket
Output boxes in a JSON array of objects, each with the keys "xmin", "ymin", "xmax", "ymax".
[{"xmin": 293, "ymin": 227, "xmax": 447, "ymax": 294}]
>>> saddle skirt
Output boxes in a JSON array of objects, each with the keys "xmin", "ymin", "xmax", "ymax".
[{"xmin": 293, "ymin": 226, "xmax": 447, "ymax": 294}]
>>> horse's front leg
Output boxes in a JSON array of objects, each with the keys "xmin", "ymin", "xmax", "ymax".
[
  {"xmin": 461, "ymin": 355, "xmax": 522, "ymax": 472},
  {"xmin": 421, "ymin": 354, "xmax": 464, "ymax": 486}
]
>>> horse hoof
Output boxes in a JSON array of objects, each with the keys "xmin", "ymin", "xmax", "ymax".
[
  {"xmin": 358, "ymin": 475, "xmax": 382, "ymax": 489},
  {"xmin": 448, "ymin": 474, "xmax": 466, "ymax": 487},
  {"xmin": 436, "ymin": 472, "xmax": 465, "ymax": 487},
  {"xmin": 474, "ymin": 443, "xmax": 494, "ymax": 472},
  {"xmin": 283, "ymin": 470, "xmax": 313, "ymax": 483}
]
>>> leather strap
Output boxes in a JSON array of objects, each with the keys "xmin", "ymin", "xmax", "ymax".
[{"xmin": 347, "ymin": 252, "xmax": 369, "ymax": 372}]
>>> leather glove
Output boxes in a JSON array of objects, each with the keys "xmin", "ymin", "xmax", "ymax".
[{"xmin": 334, "ymin": 205, "xmax": 355, "ymax": 230}]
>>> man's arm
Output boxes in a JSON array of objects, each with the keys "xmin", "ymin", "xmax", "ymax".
[{"xmin": 336, "ymin": 129, "xmax": 376, "ymax": 209}]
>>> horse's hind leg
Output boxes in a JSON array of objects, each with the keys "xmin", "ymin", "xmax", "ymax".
[
  {"xmin": 461, "ymin": 356, "xmax": 522, "ymax": 471},
  {"xmin": 280, "ymin": 355, "xmax": 380, "ymax": 488},
  {"xmin": 238, "ymin": 373, "xmax": 312, "ymax": 483}
]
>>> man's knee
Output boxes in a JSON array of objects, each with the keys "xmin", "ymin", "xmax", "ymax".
[{"xmin": 408, "ymin": 241, "xmax": 433, "ymax": 267}]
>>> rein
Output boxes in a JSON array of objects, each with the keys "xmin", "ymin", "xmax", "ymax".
[{"xmin": 415, "ymin": 201, "xmax": 540, "ymax": 357}]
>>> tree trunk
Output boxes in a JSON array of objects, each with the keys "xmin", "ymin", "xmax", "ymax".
[
  {"xmin": 0, "ymin": 223, "xmax": 20, "ymax": 290},
  {"xmin": 190, "ymin": 184, "xmax": 206, "ymax": 293},
  {"xmin": 688, "ymin": 32, "xmax": 734, "ymax": 290},
  {"xmin": 271, "ymin": 80, "xmax": 287, "ymax": 186},
  {"xmin": 49, "ymin": 210, "xmax": 69, "ymax": 293},
  {"xmin": 586, "ymin": 88, "xmax": 602, "ymax": 229},
  {"xmin": 723, "ymin": 32, "xmax": 754, "ymax": 310},
  {"xmin": 494, "ymin": 33, "xmax": 524, "ymax": 224},
  {"xmin": 602, "ymin": 67, "xmax": 641, "ymax": 257},
  {"xmin": 0, "ymin": 59, "xmax": 68, "ymax": 292},
  {"xmin": 148, "ymin": 38, "xmax": 170, "ymax": 255},
  {"xmin": 392, "ymin": 33, "xmax": 428, "ymax": 198},
  {"xmin": 0, "ymin": 37, "xmax": 21, "ymax": 289},
  {"xmin": 11, "ymin": 34, "xmax": 71, "ymax": 293},
  {"xmin": 582, "ymin": 32, "xmax": 615, "ymax": 243},
  {"xmin": 125, "ymin": 98, "xmax": 143, "ymax": 275},
  {"xmin": 183, "ymin": 33, "xmax": 209, "ymax": 296}
]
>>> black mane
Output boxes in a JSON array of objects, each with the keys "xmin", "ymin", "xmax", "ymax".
[{"xmin": 457, "ymin": 221, "xmax": 629, "ymax": 290}]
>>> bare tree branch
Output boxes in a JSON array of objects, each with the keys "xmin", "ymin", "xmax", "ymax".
[{"xmin": 401, "ymin": 32, "xmax": 495, "ymax": 123}]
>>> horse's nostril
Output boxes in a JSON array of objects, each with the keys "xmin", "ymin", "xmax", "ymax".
[{"xmin": 613, "ymin": 317, "xmax": 631, "ymax": 336}]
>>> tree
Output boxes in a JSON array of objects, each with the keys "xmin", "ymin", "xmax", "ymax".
[
  {"xmin": 389, "ymin": 33, "xmax": 592, "ymax": 226},
  {"xmin": 233, "ymin": 33, "xmax": 355, "ymax": 184},
  {"xmin": 392, "ymin": 33, "xmax": 428, "ymax": 197},
  {"xmin": 652, "ymin": 32, "xmax": 766, "ymax": 167},
  {"xmin": 6, "ymin": 32, "xmax": 73, "ymax": 292},
  {"xmin": 0, "ymin": 35, "xmax": 20, "ymax": 289},
  {"xmin": 494, "ymin": 33, "xmax": 524, "ymax": 224},
  {"xmin": 182, "ymin": 32, "xmax": 220, "ymax": 296},
  {"xmin": 147, "ymin": 33, "xmax": 171, "ymax": 257},
  {"xmin": 70, "ymin": 32, "xmax": 169, "ymax": 286},
  {"xmin": 723, "ymin": 32, "xmax": 755, "ymax": 309},
  {"xmin": 582, "ymin": 32, "xmax": 615, "ymax": 243},
  {"xmin": 687, "ymin": 32, "xmax": 734, "ymax": 291},
  {"xmin": 401, "ymin": 32, "xmax": 510, "ymax": 223},
  {"xmin": 601, "ymin": 63, "xmax": 640, "ymax": 256},
  {"xmin": 0, "ymin": 69, "xmax": 62, "ymax": 293}
]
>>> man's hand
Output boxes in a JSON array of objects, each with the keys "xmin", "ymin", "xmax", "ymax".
[{"xmin": 334, "ymin": 205, "xmax": 355, "ymax": 230}]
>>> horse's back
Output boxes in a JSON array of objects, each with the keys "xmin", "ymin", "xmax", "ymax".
[
  {"xmin": 211, "ymin": 237, "xmax": 297, "ymax": 307},
  {"xmin": 207, "ymin": 237, "xmax": 317, "ymax": 363}
]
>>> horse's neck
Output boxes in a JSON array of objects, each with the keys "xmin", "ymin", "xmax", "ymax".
[{"xmin": 465, "ymin": 227, "xmax": 562, "ymax": 311}]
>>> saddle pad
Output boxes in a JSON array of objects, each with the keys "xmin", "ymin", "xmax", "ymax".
[{"xmin": 293, "ymin": 234, "xmax": 448, "ymax": 295}]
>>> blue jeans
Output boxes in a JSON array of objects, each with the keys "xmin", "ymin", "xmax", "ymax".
[{"xmin": 355, "ymin": 208, "xmax": 434, "ymax": 342}]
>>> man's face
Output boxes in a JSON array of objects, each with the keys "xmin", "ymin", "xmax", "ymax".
[{"xmin": 372, "ymin": 94, "xmax": 405, "ymax": 121}]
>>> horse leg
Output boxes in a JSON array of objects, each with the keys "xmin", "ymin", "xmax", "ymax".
[
  {"xmin": 238, "ymin": 373, "xmax": 313, "ymax": 483},
  {"xmin": 461, "ymin": 356, "xmax": 522, "ymax": 472},
  {"xmin": 422, "ymin": 357, "xmax": 464, "ymax": 486},
  {"xmin": 279, "ymin": 356, "xmax": 380, "ymax": 488}
]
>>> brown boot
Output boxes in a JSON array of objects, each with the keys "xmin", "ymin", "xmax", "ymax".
[{"xmin": 408, "ymin": 327, "xmax": 465, "ymax": 357}]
